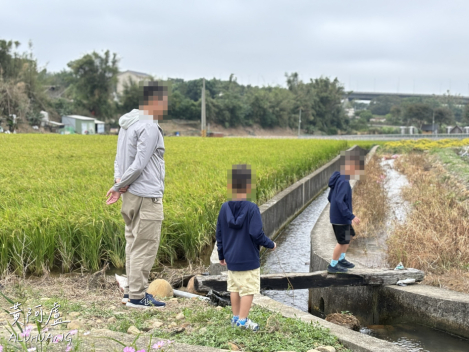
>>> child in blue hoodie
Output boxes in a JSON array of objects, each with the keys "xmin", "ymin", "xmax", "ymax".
[
  {"xmin": 216, "ymin": 164, "xmax": 276, "ymax": 331},
  {"xmin": 327, "ymin": 150, "xmax": 365, "ymax": 274}
]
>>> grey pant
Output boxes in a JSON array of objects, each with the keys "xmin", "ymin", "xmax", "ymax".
[{"xmin": 121, "ymin": 192, "xmax": 163, "ymax": 299}]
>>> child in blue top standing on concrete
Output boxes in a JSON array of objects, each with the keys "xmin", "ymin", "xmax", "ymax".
[
  {"xmin": 216, "ymin": 164, "xmax": 276, "ymax": 331},
  {"xmin": 327, "ymin": 149, "xmax": 365, "ymax": 274}
]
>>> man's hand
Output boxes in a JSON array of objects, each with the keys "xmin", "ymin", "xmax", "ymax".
[
  {"xmin": 271, "ymin": 242, "xmax": 277, "ymax": 251},
  {"xmin": 219, "ymin": 259, "xmax": 226, "ymax": 266},
  {"xmin": 352, "ymin": 217, "xmax": 361, "ymax": 225},
  {"xmin": 115, "ymin": 178, "xmax": 129, "ymax": 194},
  {"xmin": 119, "ymin": 185, "xmax": 129, "ymax": 193},
  {"xmin": 106, "ymin": 188, "xmax": 121, "ymax": 205}
]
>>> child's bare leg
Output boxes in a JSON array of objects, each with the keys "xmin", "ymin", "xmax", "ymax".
[
  {"xmin": 239, "ymin": 294, "xmax": 254, "ymax": 320},
  {"xmin": 332, "ymin": 243, "xmax": 349, "ymax": 260},
  {"xmin": 230, "ymin": 292, "xmax": 240, "ymax": 316}
]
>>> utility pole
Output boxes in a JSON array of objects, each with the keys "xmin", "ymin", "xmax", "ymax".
[
  {"xmin": 432, "ymin": 110, "xmax": 436, "ymax": 138},
  {"xmin": 298, "ymin": 108, "xmax": 302, "ymax": 138},
  {"xmin": 201, "ymin": 78, "xmax": 206, "ymax": 137}
]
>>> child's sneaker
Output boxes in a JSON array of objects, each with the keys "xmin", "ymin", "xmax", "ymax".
[
  {"xmin": 231, "ymin": 315, "xmax": 239, "ymax": 327},
  {"xmin": 236, "ymin": 318, "xmax": 259, "ymax": 331},
  {"xmin": 126, "ymin": 293, "xmax": 166, "ymax": 309},
  {"xmin": 338, "ymin": 258, "xmax": 355, "ymax": 268},
  {"xmin": 327, "ymin": 264, "xmax": 349, "ymax": 274},
  {"xmin": 122, "ymin": 294, "xmax": 129, "ymax": 304}
]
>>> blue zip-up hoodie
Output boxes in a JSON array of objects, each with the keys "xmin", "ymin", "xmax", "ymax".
[
  {"xmin": 216, "ymin": 200, "xmax": 275, "ymax": 271},
  {"xmin": 328, "ymin": 171, "xmax": 355, "ymax": 225}
]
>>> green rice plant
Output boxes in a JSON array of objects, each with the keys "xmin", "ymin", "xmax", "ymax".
[{"xmin": 0, "ymin": 134, "xmax": 375, "ymax": 274}]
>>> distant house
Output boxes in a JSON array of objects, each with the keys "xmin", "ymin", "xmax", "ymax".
[
  {"xmin": 421, "ymin": 124, "xmax": 439, "ymax": 135},
  {"xmin": 40, "ymin": 111, "xmax": 65, "ymax": 132},
  {"xmin": 345, "ymin": 108, "xmax": 355, "ymax": 118},
  {"xmin": 94, "ymin": 119, "xmax": 105, "ymax": 134},
  {"xmin": 447, "ymin": 126, "xmax": 463, "ymax": 134},
  {"xmin": 370, "ymin": 117, "xmax": 386, "ymax": 123},
  {"xmin": 116, "ymin": 70, "xmax": 152, "ymax": 95},
  {"xmin": 62, "ymin": 115, "xmax": 96, "ymax": 135}
]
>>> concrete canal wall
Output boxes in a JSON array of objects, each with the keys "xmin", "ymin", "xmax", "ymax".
[
  {"xmin": 209, "ymin": 145, "xmax": 366, "ymax": 275},
  {"xmin": 254, "ymin": 294, "xmax": 405, "ymax": 352}
]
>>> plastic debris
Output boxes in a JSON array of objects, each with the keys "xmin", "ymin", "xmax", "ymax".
[
  {"xmin": 394, "ymin": 262, "xmax": 405, "ymax": 270},
  {"xmin": 115, "ymin": 274, "xmax": 128, "ymax": 291},
  {"xmin": 173, "ymin": 289, "xmax": 210, "ymax": 302},
  {"xmin": 206, "ymin": 289, "xmax": 231, "ymax": 307},
  {"xmin": 396, "ymin": 278, "xmax": 416, "ymax": 287}
]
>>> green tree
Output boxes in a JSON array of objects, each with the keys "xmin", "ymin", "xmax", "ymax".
[
  {"xmin": 463, "ymin": 104, "xmax": 469, "ymax": 125},
  {"xmin": 215, "ymin": 90, "xmax": 245, "ymax": 128},
  {"xmin": 0, "ymin": 39, "xmax": 22, "ymax": 79},
  {"xmin": 67, "ymin": 50, "xmax": 119, "ymax": 119},
  {"xmin": 404, "ymin": 103, "xmax": 433, "ymax": 128},
  {"xmin": 52, "ymin": 98, "xmax": 74, "ymax": 116},
  {"xmin": 285, "ymin": 72, "xmax": 316, "ymax": 130},
  {"xmin": 388, "ymin": 105, "xmax": 403, "ymax": 125},
  {"xmin": 118, "ymin": 78, "xmax": 142, "ymax": 114},
  {"xmin": 309, "ymin": 77, "xmax": 347, "ymax": 134},
  {"xmin": 433, "ymin": 107, "xmax": 454, "ymax": 125},
  {"xmin": 0, "ymin": 79, "xmax": 30, "ymax": 130},
  {"xmin": 368, "ymin": 95, "xmax": 401, "ymax": 115},
  {"xmin": 359, "ymin": 110, "xmax": 373, "ymax": 122},
  {"xmin": 0, "ymin": 39, "xmax": 50, "ymax": 127}
]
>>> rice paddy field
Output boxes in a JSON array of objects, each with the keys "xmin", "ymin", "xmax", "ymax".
[
  {"xmin": 0, "ymin": 134, "xmax": 378, "ymax": 276},
  {"xmin": 383, "ymin": 138, "xmax": 469, "ymax": 152}
]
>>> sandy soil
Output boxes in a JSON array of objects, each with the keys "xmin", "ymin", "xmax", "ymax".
[{"xmin": 160, "ymin": 120, "xmax": 298, "ymax": 137}]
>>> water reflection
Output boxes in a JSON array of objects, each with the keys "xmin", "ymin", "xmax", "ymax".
[{"xmin": 361, "ymin": 323, "xmax": 469, "ymax": 352}]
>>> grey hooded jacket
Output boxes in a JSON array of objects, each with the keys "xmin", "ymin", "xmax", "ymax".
[{"xmin": 112, "ymin": 109, "xmax": 165, "ymax": 198}]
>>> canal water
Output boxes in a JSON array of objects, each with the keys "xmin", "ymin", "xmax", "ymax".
[
  {"xmin": 260, "ymin": 159, "xmax": 469, "ymax": 351},
  {"xmin": 260, "ymin": 189, "xmax": 330, "ymax": 312}
]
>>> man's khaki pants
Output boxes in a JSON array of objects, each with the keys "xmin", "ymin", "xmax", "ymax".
[{"xmin": 121, "ymin": 192, "xmax": 163, "ymax": 300}]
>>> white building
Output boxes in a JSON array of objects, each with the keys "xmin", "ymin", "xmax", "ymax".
[
  {"xmin": 94, "ymin": 119, "xmax": 105, "ymax": 134},
  {"xmin": 116, "ymin": 70, "xmax": 152, "ymax": 95}
]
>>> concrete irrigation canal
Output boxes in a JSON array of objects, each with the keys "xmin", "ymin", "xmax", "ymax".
[{"xmin": 206, "ymin": 146, "xmax": 469, "ymax": 352}]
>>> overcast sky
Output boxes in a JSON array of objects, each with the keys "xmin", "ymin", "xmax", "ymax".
[{"xmin": 2, "ymin": 0, "xmax": 469, "ymax": 95}]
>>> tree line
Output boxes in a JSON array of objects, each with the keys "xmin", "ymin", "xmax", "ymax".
[
  {"xmin": 351, "ymin": 93, "xmax": 469, "ymax": 133},
  {"xmin": 3, "ymin": 38, "xmax": 466, "ymax": 135},
  {"xmin": 0, "ymin": 39, "xmax": 349, "ymax": 134}
]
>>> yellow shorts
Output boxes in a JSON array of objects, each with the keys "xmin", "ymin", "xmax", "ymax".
[{"xmin": 227, "ymin": 268, "xmax": 260, "ymax": 297}]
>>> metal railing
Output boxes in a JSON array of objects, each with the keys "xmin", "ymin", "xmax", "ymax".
[{"xmin": 299, "ymin": 133, "xmax": 469, "ymax": 141}]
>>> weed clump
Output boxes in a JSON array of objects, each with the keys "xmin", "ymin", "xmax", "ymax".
[
  {"xmin": 387, "ymin": 153, "xmax": 469, "ymax": 293},
  {"xmin": 353, "ymin": 155, "xmax": 387, "ymax": 238}
]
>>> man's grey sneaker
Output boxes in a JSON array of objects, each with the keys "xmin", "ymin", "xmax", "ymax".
[
  {"xmin": 338, "ymin": 258, "xmax": 355, "ymax": 268},
  {"xmin": 122, "ymin": 294, "xmax": 129, "ymax": 304},
  {"xmin": 126, "ymin": 293, "xmax": 166, "ymax": 309},
  {"xmin": 236, "ymin": 318, "xmax": 259, "ymax": 331},
  {"xmin": 327, "ymin": 264, "xmax": 349, "ymax": 274}
]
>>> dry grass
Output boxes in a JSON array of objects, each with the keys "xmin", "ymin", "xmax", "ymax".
[
  {"xmin": 387, "ymin": 153, "xmax": 469, "ymax": 293},
  {"xmin": 352, "ymin": 155, "xmax": 387, "ymax": 238}
]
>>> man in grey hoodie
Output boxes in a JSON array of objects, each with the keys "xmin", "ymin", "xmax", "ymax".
[{"xmin": 106, "ymin": 82, "xmax": 167, "ymax": 309}]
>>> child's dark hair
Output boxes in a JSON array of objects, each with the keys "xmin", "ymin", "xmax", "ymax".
[
  {"xmin": 231, "ymin": 164, "xmax": 252, "ymax": 192},
  {"xmin": 340, "ymin": 149, "xmax": 365, "ymax": 170},
  {"xmin": 140, "ymin": 81, "xmax": 168, "ymax": 106}
]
